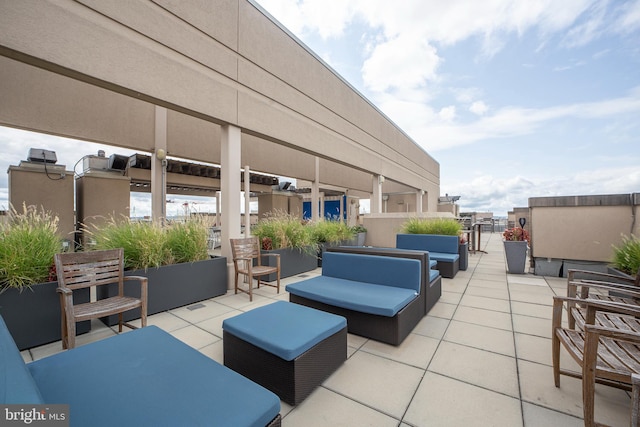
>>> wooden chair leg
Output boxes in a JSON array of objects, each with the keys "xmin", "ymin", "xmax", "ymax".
[
  {"xmin": 582, "ymin": 331, "xmax": 599, "ymax": 427},
  {"xmin": 552, "ymin": 330, "xmax": 561, "ymax": 387},
  {"xmin": 234, "ymin": 271, "xmax": 239, "ymax": 295},
  {"xmin": 118, "ymin": 313, "xmax": 124, "ymax": 333},
  {"xmin": 632, "ymin": 373, "xmax": 640, "ymax": 427}
]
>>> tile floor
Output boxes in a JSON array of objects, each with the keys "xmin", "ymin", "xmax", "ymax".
[{"xmin": 21, "ymin": 233, "xmax": 633, "ymax": 426}]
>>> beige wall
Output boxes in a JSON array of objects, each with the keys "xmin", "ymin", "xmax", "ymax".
[
  {"xmin": 529, "ymin": 194, "xmax": 639, "ymax": 263},
  {"xmin": 363, "ymin": 212, "xmax": 457, "ymax": 248},
  {"xmin": 8, "ymin": 163, "xmax": 75, "ymax": 240},
  {"xmin": 0, "ymin": 0, "xmax": 439, "ymax": 200},
  {"xmin": 76, "ymin": 172, "xmax": 131, "ymax": 231}
]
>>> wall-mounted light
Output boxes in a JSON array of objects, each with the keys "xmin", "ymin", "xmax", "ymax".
[{"xmin": 156, "ymin": 148, "xmax": 166, "ymax": 161}]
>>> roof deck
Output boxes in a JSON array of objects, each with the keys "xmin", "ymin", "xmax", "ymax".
[{"xmin": 20, "ymin": 232, "xmax": 631, "ymax": 426}]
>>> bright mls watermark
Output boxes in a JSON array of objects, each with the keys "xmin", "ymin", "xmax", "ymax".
[{"xmin": 1, "ymin": 405, "xmax": 69, "ymax": 426}]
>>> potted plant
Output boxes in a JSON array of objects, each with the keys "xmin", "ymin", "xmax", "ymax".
[
  {"xmin": 0, "ymin": 204, "xmax": 90, "ymax": 350},
  {"xmin": 351, "ymin": 224, "xmax": 367, "ymax": 246},
  {"xmin": 89, "ymin": 216, "xmax": 227, "ymax": 326},
  {"xmin": 310, "ymin": 220, "xmax": 357, "ymax": 266},
  {"xmin": 609, "ymin": 234, "xmax": 640, "ymax": 280},
  {"xmin": 252, "ymin": 211, "xmax": 319, "ymax": 280},
  {"xmin": 503, "ymin": 227, "xmax": 530, "ymax": 274}
]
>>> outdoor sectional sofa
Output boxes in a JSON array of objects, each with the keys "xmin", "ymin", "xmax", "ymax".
[
  {"xmin": 396, "ymin": 233, "xmax": 461, "ymax": 278},
  {"xmin": 1, "ymin": 316, "xmax": 281, "ymax": 427},
  {"xmin": 327, "ymin": 245, "xmax": 442, "ymax": 315},
  {"xmin": 286, "ymin": 252, "xmax": 423, "ymax": 345}
]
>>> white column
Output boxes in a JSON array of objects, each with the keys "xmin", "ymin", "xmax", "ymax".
[
  {"xmin": 371, "ymin": 175, "xmax": 384, "ymax": 214},
  {"xmin": 416, "ymin": 189, "xmax": 424, "ymax": 213},
  {"xmin": 151, "ymin": 106, "xmax": 167, "ymax": 223},
  {"xmin": 311, "ymin": 157, "xmax": 320, "ymax": 221},
  {"xmin": 244, "ymin": 166, "xmax": 251, "ymax": 236},
  {"xmin": 221, "ymin": 124, "xmax": 242, "ymax": 290},
  {"xmin": 215, "ymin": 191, "xmax": 221, "ymax": 227}
]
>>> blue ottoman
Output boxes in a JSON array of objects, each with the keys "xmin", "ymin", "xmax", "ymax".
[{"xmin": 223, "ymin": 301, "xmax": 347, "ymax": 405}]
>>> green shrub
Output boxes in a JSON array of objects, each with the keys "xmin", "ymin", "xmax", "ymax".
[
  {"xmin": 165, "ymin": 218, "xmax": 209, "ymax": 264},
  {"xmin": 0, "ymin": 204, "xmax": 62, "ymax": 292},
  {"xmin": 88, "ymin": 218, "xmax": 167, "ymax": 270},
  {"xmin": 310, "ymin": 220, "xmax": 355, "ymax": 244},
  {"xmin": 89, "ymin": 216, "xmax": 210, "ymax": 269},
  {"xmin": 253, "ymin": 211, "xmax": 316, "ymax": 252},
  {"xmin": 612, "ymin": 234, "xmax": 640, "ymax": 276},
  {"xmin": 400, "ymin": 217, "xmax": 462, "ymax": 236}
]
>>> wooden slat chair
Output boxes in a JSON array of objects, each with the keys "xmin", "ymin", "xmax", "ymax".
[
  {"xmin": 567, "ymin": 268, "xmax": 640, "ymax": 321},
  {"xmin": 566, "ymin": 279, "xmax": 640, "ymax": 330},
  {"xmin": 230, "ymin": 237, "xmax": 280, "ymax": 302},
  {"xmin": 552, "ymin": 296, "xmax": 640, "ymax": 426},
  {"xmin": 55, "ymin": 249, "xmax": 148, "ymax": 349}
]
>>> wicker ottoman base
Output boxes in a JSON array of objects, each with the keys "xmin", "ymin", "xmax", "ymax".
[{"xmin": 223, "ymin": 326, "xmax": 347, "ymax": 405}]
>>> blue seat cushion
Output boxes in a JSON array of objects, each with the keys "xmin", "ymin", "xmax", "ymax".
[
  {"xmin": 223, "ymin": 301, "xmax": 346, "ymax": 361},
  {"xmin": 322, "ymin": 252, "xmax": 421, "ymax": 293},
  {"xmin": 0, "ymin": 316, "xmax": 44, "ymax": 404},
  {"xmin": 429, "ymin": 252, "xmax": 460, "ymax": 262},
  {"xmin": 286, "ymin": 277, "xmax": 419, "ymax": 317},
  {"xmin": 28, "ymin": 326, "xmax": 280, "ymax": 427},
  {"xmin": 397, "ymin": 234, "xmax": 460, "ymax": 255},
  {"xmin": 429, "ymin": 259, "xmax": 437, "ymax": 269},
  {"xmin": 429, "ymin": 269, "xmax": 440, "ymax": 283}
]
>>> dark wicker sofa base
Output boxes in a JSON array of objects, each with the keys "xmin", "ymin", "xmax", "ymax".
[
  {"xmin": 223, "ymin": 326, "xmax": 347, "ymax": 406},
  {"xmin": 289, "ymin": 293, "xmax": 423, "ymax": 346},
  {"xmin": 436, "ymin": 258, "xmax": 459, "ymax": 279}
]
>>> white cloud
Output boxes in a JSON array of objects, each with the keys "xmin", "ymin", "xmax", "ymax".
[
  {"xmin": 469, "ymin": 101, "xmax": 489, "ymax": 115},
  {"xmin": 438, "ymin": 106, "xmax": 457, "ymax": 122},
  {"xmin": 362, "ymin": 33, "xmax": 440, "ymax": 92},
  {"xmin": 390, "ymin": 88, "xmax": 640, "ymax": 151}
]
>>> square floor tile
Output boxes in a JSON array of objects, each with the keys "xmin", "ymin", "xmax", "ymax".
[
  {"xmin": 323, "ymin": 351, "xmax": 424, "ymax": 419},
  {"xmin": 362, "ymin": 333, "xmax": 440, "ymax": 369},
  {"xmin": 404, "ymin": 372, "xmax": 522, "ymax": 427},
  {"xmin": 452, "ymin": 305, "xmax": 513, "ymax": 331},
  {"xmin": 444, "ymin": 320, "xmax": 515, "ymax": 356},
  {"xmin": 428, "ymin": 341, "xmax": 519, "ymax": 397}
]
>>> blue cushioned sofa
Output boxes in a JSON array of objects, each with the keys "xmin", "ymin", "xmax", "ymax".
[
  {"xmin": 1, "ymin": 316, "xmax": 281, "ymax": 427},
  {"xmin": 326, "ymin": 246, "xmax": 442, "ymax": 316},
  {"xmin": 396, "ymin": 233, "xmax": 461, "ymax": 278},
  {"xmin": 286, "ymin": 252, "xmax": 423, "ymax": 345}
]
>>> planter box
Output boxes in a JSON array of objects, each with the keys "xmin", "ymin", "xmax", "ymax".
[
  {"xmin": 0, "ymin": 281, "xmax": 90, "ymax": 351},
  {"xmin": 318, "ymin": 240, "xmax": 356, "ymax": 267},
  {"xmin": 459, "ymin": 242, "xmax": 469, "ymax": 271},
  {"xmin": 98, "ymin": 257, "xmax": 228, "ymax": 326},
  {"xmin": 504, "ymin": 241, "xmax": 528, "ymax": 274},
  {"xmin": 260, "ymin": 247, "xmax": 318, "ymax": 281}
]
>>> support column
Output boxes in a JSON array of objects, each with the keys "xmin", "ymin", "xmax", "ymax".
[
  {"xmin": 311, "ymin": 157, "xmax": 320, "ymax": 221},
  {"xmin": 371, "ymin": 174, "xmax": 384, "ymax": 214},
  {"xmin": 221, "ymin": 124, "xmax": 242, "ymax": 289},
  {"xmin": 215, "ymin": 191, "xmax": 221, "ymax": 227},
  {"xmin": 244, "ymin": 166, "xmax": 251, "ymax": 236},
  {"xmin": 151, "ymin": 106, "xmax": 168, "ymax": 223},
  {"xmin": 416, "ymin": 189, "xmax": 424, "ymax": 213}
]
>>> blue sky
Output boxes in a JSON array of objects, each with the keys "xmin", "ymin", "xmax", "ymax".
[
  {"xmin": 1, "ymin": 0, "xmax": 639, "ymax": 217},
  {"xmin": 254, "ymin": 0, "xmax": 640, "ymax": 215}
]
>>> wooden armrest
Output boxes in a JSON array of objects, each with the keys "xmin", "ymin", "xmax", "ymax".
[
  {"xmin": 124, "ymin": 275, "xmax": 148, "ymax": 284},
  {"xmin": 568, "ymin": 268, "xmax": 635, "ymax": 284},
  {"xmin": 567, "ymin": 280, "xmax": 640, "ymax": 299},
  {"xmin": 585, "ymin": 324, "xmax": 640, "ymax": 343},
  {"xmin": 56, "ymin": 287, "xmax": 72, "ymax": 295}
]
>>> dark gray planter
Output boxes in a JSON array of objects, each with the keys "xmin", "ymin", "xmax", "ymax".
[
  {"xmin": 260, "ymin": 247, "xmax": 318, "ymax": 281},
  {"xmin": 459, "ymin": 242, "xmax": 469, "ymax": 271},
  {"xmin": 318, "ymin": 240, "xmax": 354, "ymax": 267},
  {"xmin": 98, "ymin": 257, "xmax": 228, "ymax": 326},
  {"xmin": 0, "ymin": 281, "xmax": 90, "ymax": 351},
  {"xmin": 504, "ymin": 241, "xmax": 528, "ymax": 274}
]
